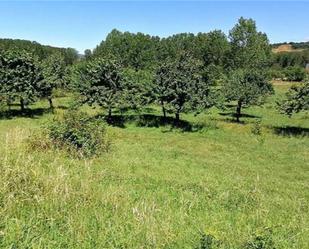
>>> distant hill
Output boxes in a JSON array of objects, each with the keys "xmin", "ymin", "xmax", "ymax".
[{"xmin": 272, "ymin": 42, "xmax": 309, "ymax": 53}]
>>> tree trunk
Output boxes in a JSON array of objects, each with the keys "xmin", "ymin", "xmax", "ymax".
[
  {"xmin": 236, "ymin": 100, "xmax": 242, "ymax": 122},
  {"xmin": 108, "ymin": 107, "xmax": 112, "ymax": 119},
  {"xmin": 48, "ymin": 97, "xmax": 54, "ymax": 109},
  {"xmin": 20, "ymin": 98, "xmax": 25, "ymax": 112},
  {"xmin": 7, "ymin": 101, "xmax": 11, "ymax": 111},
  {"xmin": 160, "ymin": 100, "xmax": 166, "ymax": 119},
  {"xmin": 175, "ymin": 112, "xmax": 180, "ymax": 122}
]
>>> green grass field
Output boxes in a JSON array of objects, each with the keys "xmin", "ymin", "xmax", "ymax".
[{"xmin": 0, "ymin": 83, "xmax": 308, "ymax": 248}]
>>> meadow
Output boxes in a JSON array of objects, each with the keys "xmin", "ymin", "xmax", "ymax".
[{"xmin": 0, "ymin": 82, "xmax": 308, "ymax": 249}]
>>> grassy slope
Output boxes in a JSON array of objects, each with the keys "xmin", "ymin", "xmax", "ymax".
[{"xmin": 0, "ymin": 83, "xmax": 308, "ymax": 248}]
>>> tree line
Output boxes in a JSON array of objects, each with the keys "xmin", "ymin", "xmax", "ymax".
[
  {"xmin": 0, "ymin": 17, "xmax": 308, "ymax": 121},
  {"xmin": 271, "ymin": 50, "xmax": 309, "ymax": 81},
  {"xmin": 0, "ymin": 38, "xmax": 79, "ymax": 65}
]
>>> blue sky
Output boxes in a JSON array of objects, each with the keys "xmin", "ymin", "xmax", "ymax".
[{"xmin": 0, "ymin": 1, "xmax": 308, "ymax": 53}]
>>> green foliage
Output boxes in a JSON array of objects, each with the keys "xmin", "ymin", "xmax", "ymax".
[
  {"xmin": 0, "ymin": 49, "xmax": 43, "ymax": 110},
  {"xmin": 268, "ymin": 68, "xmax": 284, "ymax": 80},
  {"xmin": 223, "ymin": 69, "xmax": 273, "ymax": 122},
  {"xmin": 62, "ymin": 48, "xmax": 79, "ymax": 65},
  {"xmin": 73, "ymin": 58, "xmax": 124, "ymax": 117},
  {"xmin": 196, "ymin": 233, "xmax": 216, "ymax": 249},
  {"xmin": 272, "ymin": 49, "xmax": 309, "ymax": 69},
  {"xmin": 196, "ymin": 30, "xmax": 230, "ymax": 67},
  {"xmin": 47, "ymin": 111, "xmax": 109, "ymax": 157},
  {"xmin": 228, "ymin": 17, "xmax": 271, "ymax": 70},
  {"xmin": 39, "ymin": 53, "xmax": 66, "ymax": 107},
  {"xmin": 224, "ymin": 70, "xmax": 273, "ymax": 106},
  {"xmin": 120, "ymin": 68, "xmax": 153, "ymax": 111},
  {"xmin": 245, "ymin": 229, "xmax": 275, "ymax": 249},
  {"xmin": 153, "ymin": 52, "xmax": 212, "ymax": 120},
  {"xmin": 84, "ymin": 49, "xmax": 92, "ymax": 60},
  {"xmin": 251, "ymin": 119, "xmax": 262, "ymax": 135},
  {"xmin": 283, "ymin": 66, "xmax": 306, "ymax": 81},
  {"xmin": 280, "ymin": 81, "xmax": 309, "ymax": 115},
  {"xmin": 0, "ymin": 38, "xmax": 78, "ymax": 65},
  {"xmin": 223, "ymin": 17, "xmax": 273, "ymax": 121},
  {"xmin": 158, "ymin": 33, "xmax": 196, "ymax": 61},
  {"xmin": 93, "ymin": 29, "xmax": 160, "ymax": 71}
]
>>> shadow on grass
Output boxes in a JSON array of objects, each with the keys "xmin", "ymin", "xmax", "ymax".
[
  {"xmin": 219, "ymin": 112, "xmax": 260, "ymax": 119},
  {"xmin": 218, "ymin": 112, "xmax": 261, "ymax": 125},
  {"xmin": 56, "ymin": 105, "xmax": 69, "ymax": 110},
  {"xmin": 0, "ymin": 107, "xmax": 52, "ymax": 120},
  {"xmin": 221, "ymin": 118, "xmax": 246, "ymax": 125},
  {"xmin": 272, "ymin": 126, "xmax": 309, "ymax": 137},
  {"xmin": 100, "ymin": 114, "xmax": 205, "ymax": 132}
]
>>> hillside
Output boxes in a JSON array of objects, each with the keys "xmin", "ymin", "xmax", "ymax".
[
  {"xmin": 272, "ymin": 44, "xmax": 302, "ymax": 53},
  {"xmin": 272, "ymin": 41, "xmax": 309, "ymax": 53}
]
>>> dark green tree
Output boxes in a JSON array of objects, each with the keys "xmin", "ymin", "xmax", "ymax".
[
  {"xmin": 280, "ymin": 81, "xmax": 309, "ymax": 116},
  {"xmin": 228, "ymin": 17, "xmax": 271, "ymax": 70},
  {"xmin": 0, "ymin": 50, "xmax": 42, "ymax": 111},
  {"xmin": 154, "ymin": 53, "xmax": 211, "ymax": 121},
  {"xmin": 73, "ymin": 58, "xmax": 123, "ymax": 118},
  {"xmin": 39, "ymin": 53, "xmax": 66, "ymax": 108},
  {"xmin": 62, "ymin": 48, "xmax": 79, "ymax": 65},
  {"xmin": 120, "ymin": 68, "xmax": 153, "ymax": 111},
  {"xmin": 223, "ymin": 17, "xmax": 273, "ymax": 121},
  {"xmin": 223, "ymin": 69, "xmax": 273, "ymax": 122},
  {"xmin": 284, "ymin": 66, "xmax": 307, "ymax": 82},
  {"xmin": 0, "ymin": 38, "xmax": 79, "ymax": 64},
  {"xmin": 93, "ymin": 29, "xmax": 159, "ymax": 71},
  {"xmin": 84, "ymin": 49, "xmax": 92, "ymax": 60},
  {"xmin": 196, "ymin": 30, "xmax": 230, "ymax": 67}
]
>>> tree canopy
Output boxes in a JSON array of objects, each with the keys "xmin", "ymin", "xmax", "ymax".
[
  {"xmin": 0, "ymin": 50, "xmax": 43, "ymax": 111},
  {"xmin": 222, "ymin": 17, "xmax": 274, "ymax": 121},
  {"xmin": 73, "ymin": 57, "xmax": 124, "ymax": 117},
  {"xmin": 280, "ymin": 81, "xmax": 309, "ymax": 116}
]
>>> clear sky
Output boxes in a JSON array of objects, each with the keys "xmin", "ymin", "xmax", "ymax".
[{"xmin": 0, "ymin": 1, "xmax": 308, "ymax": 53}]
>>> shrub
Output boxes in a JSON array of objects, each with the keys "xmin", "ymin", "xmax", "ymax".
[
  {"xmin": 196, "ymin": 233, "xmax": 220, "ymax": 249},
  {"xmin": 245, "ymin": 228, "xmax": 275, "ymax": 249},
  {"xmin": 268, "ymin": 69, "xmax": 284, "ymax": 80},
  {"xmin": 47, "ymin": 111, "xmax": 110, "ymax": 157},
  {"xmin": 284, "ymin": 66, "xmax": 306, "ymax": 82},
  {"xmin": 251, "ymin": 119, "xmax": 262, "ymax": 135}
]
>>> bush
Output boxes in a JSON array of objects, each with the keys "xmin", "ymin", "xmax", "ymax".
[
  {"xmin": 284, "ymin": 66, "xmax": 306, "ymax": 82},
  {"xmin": 245, "ymin": 228, "xmax": 275, "ymax": 249},
  {"xmin": 251, "ymin": 119, "xmax": 262, "ymax": 135},
  {"xmin": 47, "ymin": 111, "xmax": 110, "ymax": 157},
  {"xmin": 195, "ymin": 233, "xmax": 220, "ymax": 249},
  {"xmin": 268, "ymin": 69, "xmax": 284, "ymax": 80}
]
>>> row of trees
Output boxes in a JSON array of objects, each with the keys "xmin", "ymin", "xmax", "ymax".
[
  {"xmin": 73, "ymin": 18, "xmax": 274, "ymax": 122},
  {"xmin": 0, "ymin": 50, "xmax": 67, "ymax": 110},
  {"xmin": 272, "ymin": 50, "xmax": 309, "ymax": 68},
  {"xmin": 0, "ymin": 38, "xmax": 79, "ymax": 65},
  {"xmin": 0, "ymin": 39, "xmax": 79, "ymax": 110},
  {"xmin": 0, "ymin": 17, "xmax": 307, "ymax": 121}
]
